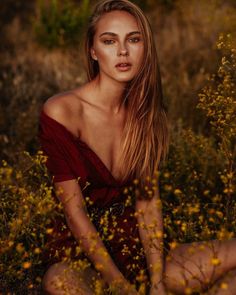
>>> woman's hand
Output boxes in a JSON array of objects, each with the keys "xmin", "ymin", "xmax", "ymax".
[{"xmin": 149, "ymin": 282, "xmax": 167, "ymax": 295}]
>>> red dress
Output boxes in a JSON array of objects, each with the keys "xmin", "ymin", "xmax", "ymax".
[{"xmin": 38, "ymin": 108, "xmax": 150, "ymax": 290}]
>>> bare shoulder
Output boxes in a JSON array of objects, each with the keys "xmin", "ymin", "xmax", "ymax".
[{"xmin": 42, "ymin": 91, "xmax": 83, "ymax": 123}]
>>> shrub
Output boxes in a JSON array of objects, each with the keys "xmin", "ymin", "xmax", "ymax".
[
  {"xmin": 160, "ymin": 33, "xmax": 236, "ymax": 247},
  {"xmin": 0, "ymin": 151, "xmax": 58, "ymax": 292},
  {"xmin": 197, "ymin": 33, "xmax": 236, "ymax": 213},
  {"xmin": 34, "ymin": 0, "xmax": 90, "ymax": 48}
]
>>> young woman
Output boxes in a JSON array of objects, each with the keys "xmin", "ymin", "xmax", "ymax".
[{"xmin": 38, "ymin": 0, "xmax": 236, "ymax": 294}]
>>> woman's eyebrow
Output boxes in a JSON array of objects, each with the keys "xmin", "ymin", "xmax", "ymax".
[{"xmin": 99, "ymin": 31, "xmax": 141, "ymax": 38}]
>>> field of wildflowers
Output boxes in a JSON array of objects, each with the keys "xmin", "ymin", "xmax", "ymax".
[{"xmin": 0, "ymin": 1, "xmax": 235, "ymax": 294}]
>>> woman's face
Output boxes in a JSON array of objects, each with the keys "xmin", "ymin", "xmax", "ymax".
[{"xmin": 91, "ymin": 10, "xmax": 144, "ymax": 83}]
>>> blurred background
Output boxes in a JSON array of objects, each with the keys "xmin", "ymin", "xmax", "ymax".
[
  {"xmin": 0, "ymin": 0, "xmax": 235, "ymax": 293},
  {"xmin": 0, "ymin": 0, "xmax": 235, "ymax": 158}
]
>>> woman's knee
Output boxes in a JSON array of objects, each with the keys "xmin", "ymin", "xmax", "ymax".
[
  {"xmin": 41, "ymin": 261, "xmax": 102, "ymax": 294},
  {"xmin": 42, "ymin": 262, "xmax": 69, "ymax": 294}
]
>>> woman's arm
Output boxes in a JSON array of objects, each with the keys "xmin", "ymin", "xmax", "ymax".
[
  {"xmin": 53, "ymin": 179, "xmax": 138, "ymax": 294},
  {"xmin": 135, "ymin": 182, "xmax": 166, "ymax": 293}
]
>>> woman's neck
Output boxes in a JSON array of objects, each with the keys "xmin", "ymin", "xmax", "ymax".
[{"xmin": 90, "ymin": 74, "xmax": 128, "ymax": 115}]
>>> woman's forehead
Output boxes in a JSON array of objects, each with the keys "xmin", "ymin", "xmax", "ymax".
[{"xmin": 95, "ymin": 10, "xmax": 140, "ymax": 34}]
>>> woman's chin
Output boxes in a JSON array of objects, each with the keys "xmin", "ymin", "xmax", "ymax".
[{"xmin": 114, "ymin": 73, "xmax": 136, "ymax": 83}]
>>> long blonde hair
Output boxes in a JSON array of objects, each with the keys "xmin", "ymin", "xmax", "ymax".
[{"xmin": 84, "ymin": 0, "xmax": 170, "ymax": 191}]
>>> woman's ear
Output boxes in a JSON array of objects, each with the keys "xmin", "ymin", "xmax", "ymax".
[{"xmin": 90, "ymin": 48, "xmax": 98, "ymax": 61}]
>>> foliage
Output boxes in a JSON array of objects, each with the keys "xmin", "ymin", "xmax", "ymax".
[
  {"xmin": 0, "ymin": 33, "xmax": 235, "ymax": 293},
  {"xmin": 132, "ymin": 0, "xmax": 175, "ymax": 11},
  {"xmin": 33, "ymin": 0, "xmax": 90, "ymax": 48},
  {"xmin": 156, "ymin": 0, "xmax": 236, "ymax": 131},
  {"xmin": 1, "ymin": 0, "xmax": 236, "ymax": 290},
  {"xmin": 0, "ymin": 151, "xmax": 59, "ymax": 292},
  {"xmin": 160, "ymin": 126, "xmax": 235, "ymax": 244},
  {"xmin": 160, "ymin": 34, "xmax": 236, "ymax": 248},
  {"xmin": 197, "ymin": 33, "xmax": 236, "ymax": 209}
]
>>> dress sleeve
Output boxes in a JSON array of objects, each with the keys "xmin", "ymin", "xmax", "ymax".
[{"xmin": 38, "ymin": 113, "xmax": 76, "ymax": 183}]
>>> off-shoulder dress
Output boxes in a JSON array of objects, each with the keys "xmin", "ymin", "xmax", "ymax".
[{"xmin": 38, "ymin": 108, "xmax": 151, "ymax": 290}]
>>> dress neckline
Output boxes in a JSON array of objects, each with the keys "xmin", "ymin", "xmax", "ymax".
[{"xmin": 40, "ymin": 108, "xmax": 129, "ymax": 187}]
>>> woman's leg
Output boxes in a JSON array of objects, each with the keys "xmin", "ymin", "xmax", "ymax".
[
  {"xmin": 163, "ymin": 238, "xmax": 236, "ymax": 294},
  {"xmin": 42, "ymin": 261, "xmax": 106, "ymax": 295},
  {"xmin": 207, "ymin": 268, "xmax": 236, "ymax": 295}
]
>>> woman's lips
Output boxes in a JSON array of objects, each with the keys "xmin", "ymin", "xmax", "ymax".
[{"xmin": 115, "ymin": 63, "xmax": 132, "ymax": 71}]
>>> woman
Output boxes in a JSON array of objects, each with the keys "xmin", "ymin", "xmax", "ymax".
[{"xmin": 38, "ymin": 0, "xmax": 236, "ymax": 294}]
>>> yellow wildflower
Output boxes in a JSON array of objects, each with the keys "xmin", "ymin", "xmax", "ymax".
[
  {"xmin": 184, "ymin": 287, "xmax": 192, "ymax": 294},
  {"xmin": 211, "ymin": 257, "xmax": 221, "ymax": 266},
  {"xmin": 169, "ymin": 241, "xmax": 178, "ymax": 249},
  {"xmin": 174, "ymin": 189, "xmax": 182, "ymax": 195},
  {"xmin": 16, "ymin": 243, "xmax": 25, "ymax": 253},
  {"xmin": 46, "ymin": 228, "xmax": 53, "ymax": 234},
  {"xmin": 34, "ymin": 248, "xmax": 41, "ymax": 254},
  {"xmin": 220, "ymin": 282, "xmax": 228, "ymax": 289},
  {"xmin": 22, "ymin": 261, "xmax": 32, "ymax": 269}
]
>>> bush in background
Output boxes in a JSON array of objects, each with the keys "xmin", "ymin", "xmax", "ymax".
[
  {"xmin": 34, "ymin": 0, "xmax": 90, "ymax": 48},
  {"xmin": 160, "ymin": 34, "xmax": 236, "ymax": 249}
]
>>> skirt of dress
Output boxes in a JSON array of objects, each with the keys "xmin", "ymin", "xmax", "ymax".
[{"xmin": 40, "ymin": 202, "xmax": 170, "ymax": 294}]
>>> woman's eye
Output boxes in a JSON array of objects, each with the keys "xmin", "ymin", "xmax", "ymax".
[
  {"xmin": 129, "ymin": 37, "xmax": 140, "ymax": 43},
  {"xmin": 103, "ymin": 40, "xmax": 115, "ymax": 45}
]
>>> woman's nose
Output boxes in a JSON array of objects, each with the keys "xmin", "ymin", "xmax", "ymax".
[
  {"xmin": 119, "ymin": 49, "xmax": 128, "ymax": 56},
  {"xmin": 118, "ymin": 44, "xmax": 129, "ymax": 56}
]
